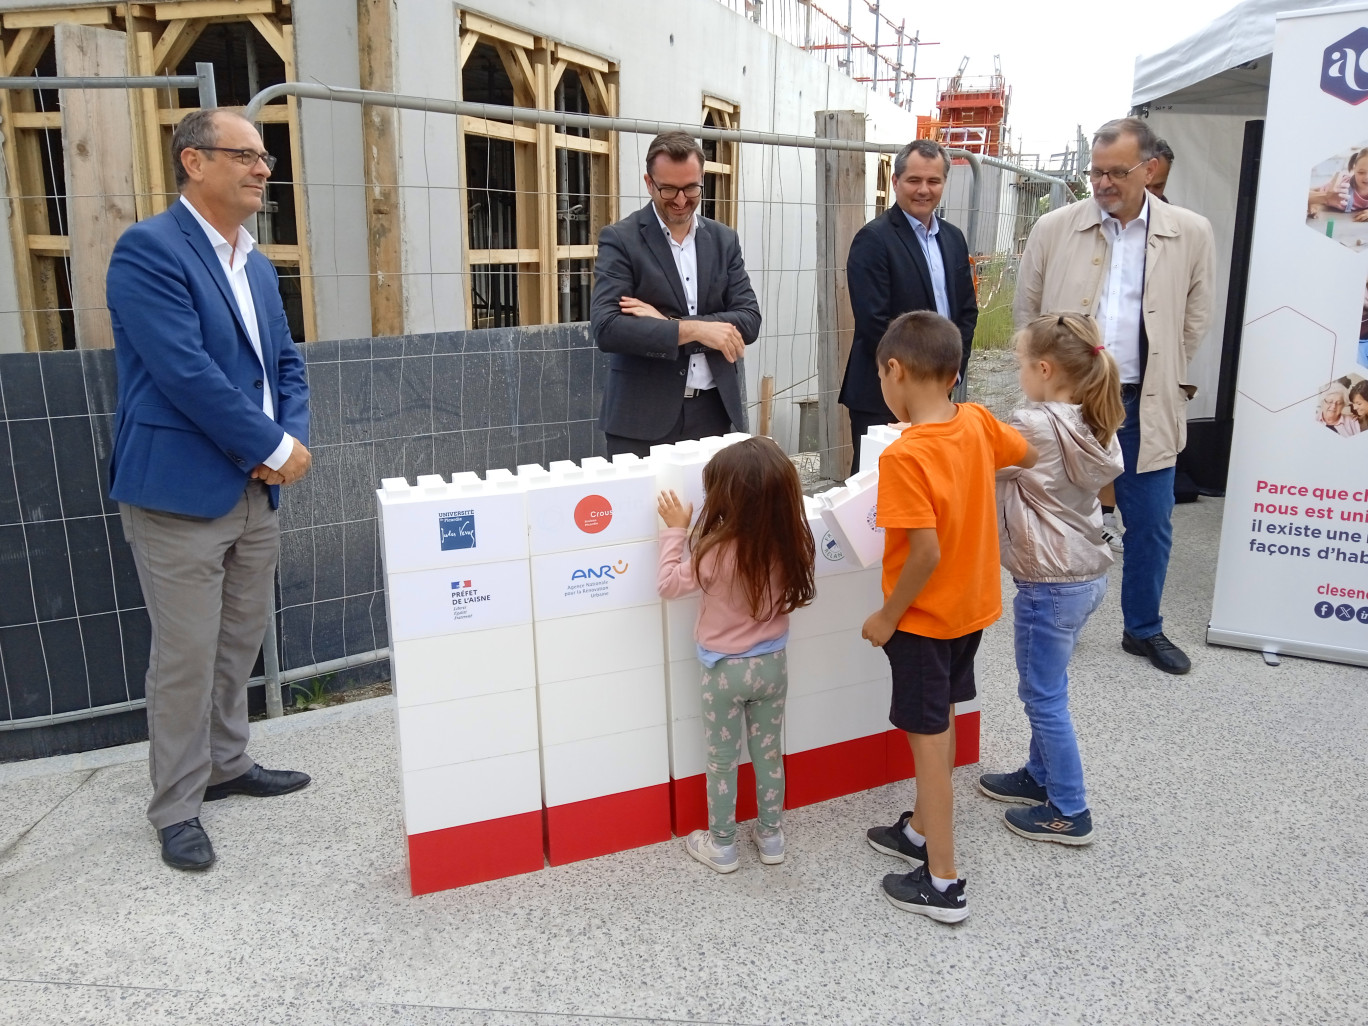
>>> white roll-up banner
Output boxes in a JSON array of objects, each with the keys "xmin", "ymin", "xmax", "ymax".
[{"xmin": 1208, "ymin": 3, "xmax": 1368, "ymax": 666}]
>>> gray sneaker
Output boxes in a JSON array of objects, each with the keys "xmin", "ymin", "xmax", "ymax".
[
  {"xmin": 750, "ymin": 823, "xmax": 785, "ymax": 865},
  {"xmin": 685, "ymin": 830, "xmax": 739, "ymax": 874},
  {"xmin": 882, "ymin": 865, "xmax": 968, "ymax": 923}
]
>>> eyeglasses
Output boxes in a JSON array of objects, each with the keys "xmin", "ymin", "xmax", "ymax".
[
  {"xmin": 1087, "ymin": 160, "xmax": 1145, "ymax": 183},
  {"xmin": 648, "ymin": 176, "xmax": 703, "ymax": 200},
  {"xmin": 195, "ymin": 146, "xmax": 277, "ymax": 171}
]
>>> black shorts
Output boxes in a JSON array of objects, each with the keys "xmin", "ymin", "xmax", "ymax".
[{"xmin": 883, "ymin": 629, "xmax": 981, "ymax": 735}]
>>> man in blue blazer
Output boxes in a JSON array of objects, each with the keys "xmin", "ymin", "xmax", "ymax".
[
  {"xmin": 841, "ymin": 139, "xmax": 978, "ymax": 472},
  {"xmin": 591, "ymin": 131, "xmax": 761, "ymax": 456},
  {"xmin": 107, "ymin": 109, "xmax": 312, "ymax": 871}
]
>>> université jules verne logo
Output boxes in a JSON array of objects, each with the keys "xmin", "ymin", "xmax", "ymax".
[
  {"xmin": 437, "ymin": 510, "xmax": 476, "ymax": 551},
  {"xmin": 1322, "ymin": 27, "xmax": 1368, "ymax": 105}
]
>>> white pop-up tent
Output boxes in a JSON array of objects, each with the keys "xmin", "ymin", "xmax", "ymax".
[{"xmin": 1129, "ymin": 0, "xmax": 1364, "ymax": 485}]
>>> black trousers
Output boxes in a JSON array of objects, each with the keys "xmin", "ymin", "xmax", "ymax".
[
  {"xmin": 847, "ymin": 406, "xmax": 896, "ymax": 477},
  {"xmin": 604, "ymin": 387, "xmax": 734, "ymax": 458}
]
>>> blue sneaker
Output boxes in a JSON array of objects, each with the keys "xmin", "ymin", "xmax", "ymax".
[
  {"xmin": 1004, "ymin": 802, "xmax": 1095, "ymax": 846},
  {"xmin": 978, "ymin": 768, "xmax": 1047, "ymax": 806}
]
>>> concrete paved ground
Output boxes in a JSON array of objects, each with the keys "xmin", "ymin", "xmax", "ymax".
[{"xmin": 3, "ymin": 498, "xmax": 1366, "ymax": 1026}]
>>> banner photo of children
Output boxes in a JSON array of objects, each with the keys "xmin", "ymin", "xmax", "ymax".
[
  {"xmin": 1315, "ymin": 372, "xmax": 1367, "ymax": 438},
  {"xmin": 1360, "ymin": 279, "xmax": 1368, "ymax": 370},
  {"xmin": 1307, "ymin": 141, "xmax": 1368, "ymax": 250}
]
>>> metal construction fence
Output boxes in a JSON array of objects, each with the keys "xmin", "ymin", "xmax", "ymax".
[{"xmin": 0, "ymin": 74, "xmax": 1080, "ymax": 753}]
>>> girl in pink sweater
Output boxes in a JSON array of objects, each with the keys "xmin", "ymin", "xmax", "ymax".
[{"xmin": 657, "ymin": 436, "xmax": 815, "ymax": 873}]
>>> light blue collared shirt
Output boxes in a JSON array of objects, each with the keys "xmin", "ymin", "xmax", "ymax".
[{"xmin": 901, "ymin": 209, "xmax": 950, "ymax": 319}]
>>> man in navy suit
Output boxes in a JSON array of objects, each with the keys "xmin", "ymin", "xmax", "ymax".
[
  {"xmin": 841, "ymin": 139, "xmax": 978, "ymax": 471},
  {"xmin": 107, "ymin": 109, "xmax": 312, "ymax": 871}
]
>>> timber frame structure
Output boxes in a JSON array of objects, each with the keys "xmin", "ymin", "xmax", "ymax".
[
  {"xmin": 456, "ymin": 9, "xmax": 618, "ymax": 329},
  {"xmin": 0, "ymin": 0, "xmax": 313, "ymax": 351},
  {"xmin": 701, "ymin": 94, "xmax": 738, "ymax": 229}
]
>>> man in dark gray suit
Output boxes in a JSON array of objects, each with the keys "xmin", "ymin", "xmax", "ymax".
[
  {"xmin": 841, "ymin": 139, "xmax": 977, "ymax": 471},
  {"xmin": 590, "ymin": 131, "xmax": 761, "ymax": 456}
]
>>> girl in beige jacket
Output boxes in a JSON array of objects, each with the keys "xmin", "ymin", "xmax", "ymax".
[{"xmin": 978, "ymin": 314, "xmax": 1124, "ymax": 846}]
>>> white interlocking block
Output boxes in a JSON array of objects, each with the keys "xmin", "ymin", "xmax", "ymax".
[
  {"xmin": 521, "ymin": 455, "xmax": 658, "ymax": 555},
  {"xmin": 785, "ymin": 677, "xmax": 890, "ymax": 754},
  {"xmin": 392, "ymin": 624, "xmax": 536, "ymax": 708},
  {"xmin": 537, "ymin": 665, "xmax": 668, "ymax": 747},
  {"xmin": 396, "ymin": 688, "xmax": 540, "ymax": 773},
  {"xmin": 385, "ymin": 558, "xmax": 533, "ymax": 642},
  {"xmin": 816, "ymin": 470, "xmax": 884, "ymax": 570},
  {"xmin": 786, "ymin": 632, "xmax": 891, "ymax": 699},
  {"xmin": 957, "ymin": 696, "xmax": 981, "ymax": 716},
  {"xmin": 530, "ymin": 538, "xmax": 659, "ymax": 621},
  {"xmin": 540, "ymin": 724, "xmax": 670, "ymax": 808},
  {"xmin": 377, "ymin": 471, "xmax": 528, "ymax": 574},
  {"xmin": 534, "ymin": 604, "xmax": 663, "ymax": 684},
  {"xmin": 789, "ymin": 568, "xmax": 884, "ymax": 640},
  {"xmin": 663, "ymin": 596, "xmax": 700, "ymax": 658},
  {"xmin": 648, "ymin": 432, "xmax": 750, "ymax": 529},
  {"xmin": 806, "ymin": 496, "xmax": 857, "ymax": 578},
  {"xmin": 666, "ymin": 657, "xmax": 704, "ymax": 721},
  {"xmin": 858, "ymin": 423, "xmax": 906, "ymax": 475},
  {"xmin": 400, "ymin": 750, "xmax": 542, "ymax": 836}
]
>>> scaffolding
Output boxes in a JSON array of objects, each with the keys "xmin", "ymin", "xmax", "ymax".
[{"xmin": 917, "ymin": 56, "xmax": 1011, "ymax": 158}]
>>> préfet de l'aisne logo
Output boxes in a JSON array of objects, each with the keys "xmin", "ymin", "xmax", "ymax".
[
  {"xmin": 438, "ymin": 510, "xmax": 476, "ymax": 551},
  {"xmin": 1322, "ymin": 27, "xmax": 1368, "ymax": 105},
  {"xmin": 573, "ymin": 494, "xmax": 613, "ymax": 534}
]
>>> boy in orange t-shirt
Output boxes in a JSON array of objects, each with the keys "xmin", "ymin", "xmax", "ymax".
[{"xmin": 860, "ymin": 311, "xmax": 1036, "ymax": 923}]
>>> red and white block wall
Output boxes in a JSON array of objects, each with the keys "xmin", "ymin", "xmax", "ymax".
[
  {"xmin": 523, "ymin": 455, "xmax": 671, "ymax": 865},
  {"xmin": 378, "ymin": 470, "xmax": 543, "ymax": 896}
]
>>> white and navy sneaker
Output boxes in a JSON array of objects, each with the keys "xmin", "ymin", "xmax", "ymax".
[
  {"xmin": 1004, "ymin": 802, "xmax": 1095, "ymax": 846},
  {"xmin": 978, "ymin": 768, "xmax": 1047, "ymax": 806},
  {"xmin": 881, "ymin": 865, "xmax": 968, "ymax": 923},
  {"xmin": 865, "ymin": 811, "xmax": 927, "ymax": 866}
]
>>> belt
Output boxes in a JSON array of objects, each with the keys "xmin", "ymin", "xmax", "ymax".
[
  {"xmin": 684, "ymin": 386, "xmax": 717, "ymax": 399},
  {"xmin": 1120, "ymin": 383, "xmax": 1141, "ymax": 401}
]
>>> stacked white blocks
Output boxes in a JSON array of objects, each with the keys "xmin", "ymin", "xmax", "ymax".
[
  {"xmin": 783, "ymin": 492, "xmax": 894, "ymax": 803},
  {"xmin": 522, "ymin": 454, "xmax": 671, "ymax": 863},
  {"xmin": 857, "ymin": 423, "xmax": 905, "ymax": 474},
  {"xmin": 378, "ymin": 470, "xmax": 542, "ymax": 893}
]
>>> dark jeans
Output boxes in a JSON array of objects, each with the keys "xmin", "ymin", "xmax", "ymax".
[
  {"xmin": 1112, "ymin": 392, "xmax": 1176, "ymax": 639},
  {"xmin": 604, "ymin": 387, "xmax": 733, "ymax": 458}
]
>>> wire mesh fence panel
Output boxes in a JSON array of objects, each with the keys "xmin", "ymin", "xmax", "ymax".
[{"xmin": 0, "ymin": 82, "xmax": 1081, "ymax": 732}]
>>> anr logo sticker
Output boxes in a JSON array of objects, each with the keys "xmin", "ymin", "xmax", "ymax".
[
  {"xmin": 574, "ymin": 494, "xmax": 613, "ymax": 533},
  {"xmin": 1322, "ymin": 27, "xmax": 1368, "ymax": 105}
]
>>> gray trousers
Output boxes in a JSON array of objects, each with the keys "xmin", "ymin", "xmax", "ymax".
[{"xmin": 121, "ymin": 482, "xmax": 280, "ymax": 829}]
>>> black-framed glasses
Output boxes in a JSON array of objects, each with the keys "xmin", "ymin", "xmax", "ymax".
[
  {"xmin": 648, "ymin": 176, "xmax": 702, "ymax": 200},
  {"xmin": 1087, "ymin": 160, "xmax": 1145, "ymax": 183},
  {"xmin": 196, "ymin": 146, "xmax": 277, "ymax": 171}
]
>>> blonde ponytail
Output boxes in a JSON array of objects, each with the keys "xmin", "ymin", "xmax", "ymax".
[{"xmin": 1020, "ymin": 313, "xmax": 1125, "ymax": 445}]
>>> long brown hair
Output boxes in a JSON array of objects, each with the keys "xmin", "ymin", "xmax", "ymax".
[
  {"xmin": 689, "ymin": 436, "xmax": 816, "ymax": 620},
  {"xmin": 1019, "ymin": 314, "xmax": 1125, "ymax": 446}
]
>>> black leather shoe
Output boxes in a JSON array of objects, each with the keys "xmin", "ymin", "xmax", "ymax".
[
  {"xmin": 203, "ymin": 763, "xmax": 311, "ymax": 802},
  {"xmin": 1122, "ymin": 631, "xmax": 1191, "ymax": 675},
  {"xmin": 160, "ymin": 818, "xmax": 215, "ymax": 870}
]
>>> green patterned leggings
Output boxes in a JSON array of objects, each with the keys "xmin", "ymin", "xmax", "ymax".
[{"xmin": 700, "ymin": 649, "xmax": 787, "ymax": 846}]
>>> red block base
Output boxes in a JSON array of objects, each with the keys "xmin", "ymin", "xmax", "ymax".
[
  {"xmin": 544, "ymin": 782, "xmax": 672, "ymax": 865},
  {"xmin": 668, "ymin": 763, "xmax": 759, "ymax": 836},
  {"xmin": 406, "ymin": 810, "xmax": 544, "ymax": 896},
  {"xmin": 790, "ymin": 711, "xmax": 983, "ymax": 808},
  {"xmin": 886, "ymin": 710, "xmax": 981, "ymax": 780}
]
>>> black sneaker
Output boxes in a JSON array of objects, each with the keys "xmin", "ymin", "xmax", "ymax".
[
  {"xmin": 1004, "ymin": 802, "xmax": 1095, "ymax": 846},
  {"xmin": 978, "ymin": 768, "xmax": 1047, "ymax": 806},
  {"xmin": 865, "ymin": 811, "xmax": 927, "ymax": 866},
  {"xmin": 881, "ymin": 865, "xmax": 968, "ymax": 923}
]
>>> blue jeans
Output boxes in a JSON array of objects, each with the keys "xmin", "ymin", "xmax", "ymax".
[
  {"xmin": 1112, "ymin": 392, "xmax": 1175, "ymax": 639},
  {"xmin": 1015, "ymin": 576, "xmax": 1107, "ymax": 816}
]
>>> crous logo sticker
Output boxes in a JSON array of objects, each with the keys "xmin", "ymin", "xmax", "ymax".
[{"xmin": 1322, "ymin": 27, "xmax": 1368, "ymax": 105}]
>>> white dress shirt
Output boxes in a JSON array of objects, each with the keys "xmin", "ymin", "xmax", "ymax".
[
  {"xmin": 651, "ymin": 206, "xmax": 715, "ymax": 390},
  {"xmin": 902, "ymin": 209, "xmax": 950, "ymax": 318},
  {"xmin": 180, "ymin": 196, "xmax": 292, "ymax": 470},
  {"xmin": 1098, "ymin": 195, "xmax": 1149, "ymax": 385}
]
